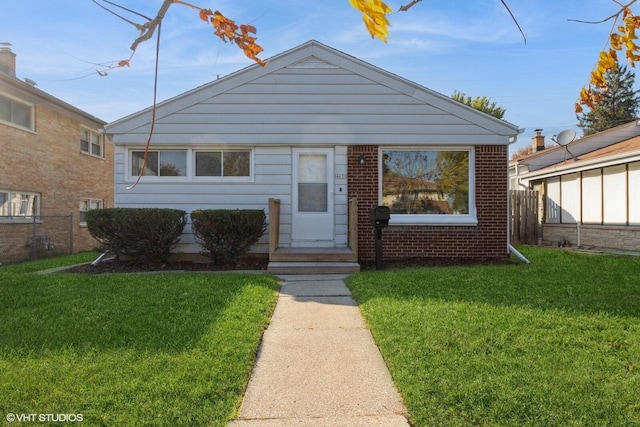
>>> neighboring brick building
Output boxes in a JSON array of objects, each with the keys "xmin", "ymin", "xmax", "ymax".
[{"xmin": 0, "ymin": 47, "xmax": 113, "ymax": 263}]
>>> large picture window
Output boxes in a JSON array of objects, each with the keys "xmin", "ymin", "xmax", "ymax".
[
  {"xmin": 381, "ymin": 148, "xmax": 475, "ymax": 225},
  {"xmin": 0, "ymin": 93, "xmax": 34, "ymax": 130},
  {"xmin": 0, "ymin": 190, "xmax": 40, "ymax": 219}
]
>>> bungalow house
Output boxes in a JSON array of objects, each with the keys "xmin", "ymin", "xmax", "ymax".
[
  {"xmin": 105, "ymin": 40, "xmax": 523, "ymax": 272},
  {"xmin": 510, "ymin": 121, "xmax": 640, "ymax": 252},
  {"xmin": 0, "ymin": 47, "xmax": 114, "ymax": 263}
]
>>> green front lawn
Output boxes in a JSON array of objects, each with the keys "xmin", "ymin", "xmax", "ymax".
[
  {"xmin": 349, "ymin": 246, "xmax": 640, "ymax": 426},
  {"xmin": 0, "ymin": 254, "xmax": 279, "ymax": 426}
]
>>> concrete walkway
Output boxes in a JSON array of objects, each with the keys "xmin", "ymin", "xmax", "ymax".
[{"xmin": 229, "ymin": 274, "xmax": 409, "ymax": 427}]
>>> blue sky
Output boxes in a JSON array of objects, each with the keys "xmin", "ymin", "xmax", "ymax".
[{"xmin": 0, "ymin": 0, "xmax": 626, "ymax": 153}]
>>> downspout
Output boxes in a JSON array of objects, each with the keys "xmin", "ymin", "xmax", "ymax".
[{"xmin": 507, "ymin": 130, "xmax": 531, "ymax": 264}]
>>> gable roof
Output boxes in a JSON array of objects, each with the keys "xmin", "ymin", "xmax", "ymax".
[
  {"xmin": 512, "ymin": 120, "xmax": 640, "ymax": 172},
  {"xmin": 518, "ymin": 134, "xmax": 640, "ymax": 180},
  {"xmin": 105, "ymin": 40, "xmax": 522, "ymax": 145}
]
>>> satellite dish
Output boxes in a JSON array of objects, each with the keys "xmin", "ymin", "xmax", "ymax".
[{"xmin": 555, "ymin": 129, "xmax": 576, "ymax": 147}]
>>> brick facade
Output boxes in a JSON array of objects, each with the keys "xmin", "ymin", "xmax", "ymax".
[
  {"xmin": 348, "ymin": 145, "xmax": 509, "ymax": 263},
  {"xmin": 0, "ymin": 88, "xmax": 113, "ymax": 263}
]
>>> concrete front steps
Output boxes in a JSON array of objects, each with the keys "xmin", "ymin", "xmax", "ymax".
[{"xmin": 267, "ymin": 247, "xmax": 360, "ymax": 275}]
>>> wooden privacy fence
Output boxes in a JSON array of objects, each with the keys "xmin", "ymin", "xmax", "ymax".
[{"xmin": 510, "ymin": 190, "xmax": 539, "ymax": 245}]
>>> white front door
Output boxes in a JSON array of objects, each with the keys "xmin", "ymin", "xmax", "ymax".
[{"xmin": 291, "ymin": 148, "xmax": 334, "ymax": 247}]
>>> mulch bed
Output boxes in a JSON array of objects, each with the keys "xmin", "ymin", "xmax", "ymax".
[{"xmin": 63, "ymin": 255, "xmax": 269, "ymax": 274}]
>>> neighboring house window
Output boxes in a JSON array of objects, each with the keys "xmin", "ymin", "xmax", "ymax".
[
  {"xmin": 131, "ymin": 150, "xmax": 187, "ymax": 177},
  {"xmin": 0, "ymin": 190, "xmax": 40, "ymax": 220},
  {"xmin": 195, "ymin": 150, "xmax": 251, "ymax": 177},
  {"xmin": 0, "ymin": 93, "xmax": 34, "ymax": 131},
  {"xmin": 380, "ymin": 148, "xmax": 476, "ymax": 225},
  {"xmin": 80, "ymin": 128, "xmax": 103, "ymax": 157},
  {"xmin": 79, "ymin": 199, "xmax": 103, "ymax": 226}
]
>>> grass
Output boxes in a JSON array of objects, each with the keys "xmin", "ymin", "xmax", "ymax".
[
  {"xmin": 348, "ymin": 246, "xmax": 640, "ymax": 426},
  {"xmin": 0, "ymin": 253, "xmax": 279, "ymax": 426}
]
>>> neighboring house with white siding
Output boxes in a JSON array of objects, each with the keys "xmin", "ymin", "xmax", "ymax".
[
  {"xmin": 511, "ymin": 121, "xmax": 640, "ymax": 252},
  {"xmin": 105, "ymin": 41, "xmax": 522, "ymax": 268}
]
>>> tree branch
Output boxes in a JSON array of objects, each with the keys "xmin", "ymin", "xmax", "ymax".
[
  {"xmin": 399, "ymin": 0, "xmax": 422, "ymax": 12},
  {"xmin": 568, "ymin": 0, "xmax": 637, "ymax": 24},
  {"xmin": 130, "ymin": 0, "xmax": 174, "ymax": 51}
]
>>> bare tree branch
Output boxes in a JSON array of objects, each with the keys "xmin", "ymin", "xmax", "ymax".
[
  {"xmin": 500, "ymin": 0, "xmax": 526, "ymax": 44},
  {"xmin": 569, "ymin": 0, "xmax": 637, "ymax": 24},
  {"xmin": 130, "ymin": 0, "xmax": 174, "ymax": 52},
  {"xmin": 399, "ymin": 0, "xmax": 422, "ymax": 12}
]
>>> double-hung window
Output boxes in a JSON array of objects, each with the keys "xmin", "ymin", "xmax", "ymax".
[
  {"xmin": 380, "ymin": 148, "xmax": 476, "ymax": 225},
  {"xmin": 0, "ymin": 190, "xmax": 40, "ymax": 220},
  {"xmin": 0, "ymin": 93, "xmax": 34, "ymax": 131},
  {"xmin": 81, "ymin": 128, "xmax": 103, "ymax": 157},
  {"xmin": 79, "ymin": 199, "xmax": 103, "ymax": 226}
]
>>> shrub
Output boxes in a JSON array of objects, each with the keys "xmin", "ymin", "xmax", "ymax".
[
  {"xmin": 87, "ymin": 208, "xmax": 186, "ymax": 263},
  {"xmin": 190, "ymin": 209, "xmax": 266, "ymax": 265}
]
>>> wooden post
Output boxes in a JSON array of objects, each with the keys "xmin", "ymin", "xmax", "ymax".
[
  {"xmin": 268, "ymin": 198, "xmax": 281, "ymax": 260},
  {"xmin": 348, "ymin": 197, "xmax": 358, "ymax": 260}
]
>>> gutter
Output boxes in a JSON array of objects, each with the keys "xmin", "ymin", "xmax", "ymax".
[
  {"xmin": 509, "ymin": 244, "xmax": 531, "ymax": 264},
  {"xmin": 506, "ymin": 127, "xmax": 531, "ymax": 264}
]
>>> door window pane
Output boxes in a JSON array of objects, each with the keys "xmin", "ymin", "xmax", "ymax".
[
  {"xmin": 298, "ymin": 183, "xmax": 328, "ymax": 212},
  {"xmin": 298, "ymin": 154, "xmax": 328, "ymax": 212}
]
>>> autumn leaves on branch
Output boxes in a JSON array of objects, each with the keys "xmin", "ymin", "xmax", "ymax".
[
  {"xmin": 97, "ymin": 0, "xmax": 639, "ymax": 114},
  {"xmin": 576, "ymin": 1, "xmax": 640, "ymax": 112}
]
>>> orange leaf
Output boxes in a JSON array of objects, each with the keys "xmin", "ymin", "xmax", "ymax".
[
  {"xmin": 574, "ymin": 102, "xmax": 583, "ymax": 113},
  {"xmin": 199, "ymin": 8, "xmax": 213, "ymax": 22},
  {"xmin": 118, "ymin": 59, "xmax": 130, "ymax": 68}
]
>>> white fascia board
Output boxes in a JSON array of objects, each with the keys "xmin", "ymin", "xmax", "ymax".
[{"xmin": 519, "ymin": 150, "xmax": 640, "ymax": 180}]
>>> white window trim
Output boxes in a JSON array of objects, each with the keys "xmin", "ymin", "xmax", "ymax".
[
  {"xmin": 80, "ymin": 127, "xmax": 104, "ymax": 158},
  {"xmin": 79, "ymin": 198, "xmax": 103, "ymax": 227},
  {"xmin": 0, "ymin": 92, "xmax": 35, "ymax": 132},
  {"xmin": 378, "ymin": 146, "xmax": 477, "ymax": 226},
  {"xmin": 125, "ymin": 147, "xmax": 255, "ymax": 183},
  {"xmin": 127, "ymin": 148, "xmax": 190, "ymax": 182},
  {"xmin": 0, "ymin": 189, "xmax": 41, "ymax": 222}
]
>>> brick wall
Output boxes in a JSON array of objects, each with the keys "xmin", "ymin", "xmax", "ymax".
[
  {"xmin": 542, "ymin": 223, "xmax": 640, "ymax": 251},
  {"xmin": 0, "ymin": 101, "xmax": 113, "ymax": 263},
  {"xmin": 348, "ymin": 145, "xmax": 509, "ymax": 263}
]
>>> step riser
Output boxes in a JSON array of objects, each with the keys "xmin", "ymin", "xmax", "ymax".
[
  {"xmin": 267, "ymin": 262, "xmax": 360, "ymax": 275},
  {"xmin": 270, "ymin": 254, "xmax": 357, "ymax": 262}
]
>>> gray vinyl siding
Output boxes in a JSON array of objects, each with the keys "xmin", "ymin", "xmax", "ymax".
[
  {"xmin": 107, "ymin": 41, "xmax": 521, "ymax": 254},
  {"xmin": 114, "ymin": 145, "xmax": 348, "ymax": 253},
  {"xmin": 110, "ymin": 59, "xmax": 507, "ymax": 147}
]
